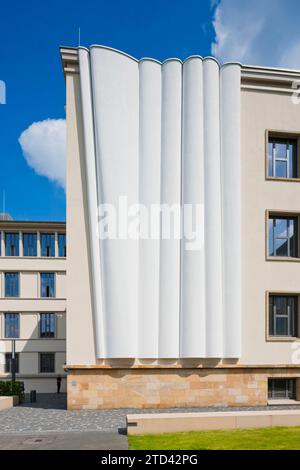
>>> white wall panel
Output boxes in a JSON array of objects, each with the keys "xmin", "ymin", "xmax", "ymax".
[
  {"xmin": 220, "ymin": 64, "xmax": 242, "ymax": 358},
  {"xmin": 78, "ymin": 48, "xmax": 106, "ymax": 357},
  {"xmin": 77, "ymin": 46, "xmax": 242, "ymax": 360},
  {"xmin": 203, "ymin": 59, "xmax": 223, "ymax": 358},
  {"xmin": 90, "ymin": 47, "xmax": 139, "ymax": 357},
  {"xmin": 180, "ymin": 57, "xmax": 206, "ymax": 358},
  {"xmin": 158, "ymin": 60, "xmax": 182, "ymax": 358},
  {"xmin": 138, "ymin": 59, "xmax": 161, "ymax": 357}
]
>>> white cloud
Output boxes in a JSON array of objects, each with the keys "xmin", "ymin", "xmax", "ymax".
[
  {"xmin": 19, "ymin": 119, "xmax": 66, "ymax": 189},
  {"xmin": 279, "ymin": 40, "xmax": 300, "ymax": 69},
  {"xmin": 211, "ymin": 0, "xmax": 300, "ymax": 69}
]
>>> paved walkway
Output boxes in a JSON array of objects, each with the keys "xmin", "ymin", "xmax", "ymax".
[
  {"xmin": 0, "ymin": 431, "xmax": 128, "ymax": 450},
  {"xmin": 1, "ymin": 394, "xmax": 300, "ymax": 434}
]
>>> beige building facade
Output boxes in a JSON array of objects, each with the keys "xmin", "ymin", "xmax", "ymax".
[
  {"xmin": 61, "ymin": 45, "xmax": 300, "ymax": 409},
  {"xmin": 0, "ymin": 220, "xmax": 67, "ymax": 393}
]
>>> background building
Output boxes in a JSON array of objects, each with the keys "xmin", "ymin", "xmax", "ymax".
[
  {"xmin": 0, "ymin": 220, "xmax": 67, "ymax": 393},
  {"xmin": 61, "ymin": 45, "xmax": 300, "ymax": 409}
]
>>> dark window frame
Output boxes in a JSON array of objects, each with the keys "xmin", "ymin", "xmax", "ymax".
[
  {"xmin": 5, "ymin": 233, "xmax": 19, "ymax": 257},
  {"xmin": 39, "ymin": 352, "xmax": 55, "ymax": 373},
  {"xmin": 268, "ymin": 215, "xmax": 298, "ymax": 258},
  {"xmin": 4, "ymin": 313, "xmax": 20, "ymax": 338},
  {"xmin": 268, "ymin": 378, "xmax": 296, "ymax": 400},
  {"xmin": 5, "ymin": 353, "xmax": 19, "ymax": 373},
  {"xmin": 40, "ymin": 313, "xmax": 56, "ymax": 338},
  {"xmin": 40, "ymin": 272, "xmax": 55, "ymax": 298},
  {"xmin": 23, "ymin": 232, "xmax": 37, "ymax": 257},
  {"xmin": 269, "ymin": 294, "xmax": 298, "ymax": 337},
  {"xmin": 58, "ymin": 233, "xmax": 66, "ymax": 258},
  {"xmin": 268, "ymin": 137, "xmax": 298, "ymax": 179},
  {"xmin": 4, "ymin": 272, "xmax": 19, "ymax": 297},
  {"xmin": 40, "ymin": 233, "xmax": 55, "ymax": 257}
]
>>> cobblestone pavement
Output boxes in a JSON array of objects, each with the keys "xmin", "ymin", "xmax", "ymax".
[{"xmin": 0, "ymin": 393, "xmax": 300, "ymax": 434}]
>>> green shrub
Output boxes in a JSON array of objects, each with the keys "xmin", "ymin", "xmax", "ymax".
[{"xmin": 0, "ymin": 381, "xmax": 25, "ymax": 403}]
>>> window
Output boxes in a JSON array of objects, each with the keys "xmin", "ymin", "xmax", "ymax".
[
  {"xmin": 268, "ymin": 137, "xmax": 298, "ymax": 179},
  {"xmin": 40, "ymin": 353, "xmax": 55, "ymax": 373},
  {"xmin": 268, "ymin": 379, "xmax": 296, "ymax": 400},
  {"xmin": 269, "ymin": 295, "xmax": 298, "ymax": 337},
  {"xmin": 5, "ymin": 272, "xmax": 19, "ymax": 297},
  {"xmin": 23, "ymin": 233, "xmax": 37, "ymax": 256},
  {"xmin": 41, "ymin": 233, "xmax": 55, "ymax": 257},
  {"xmin": 40, "ymin": 273, "xmax": 55, "ymax": 297},
  {"xmin": 5, "ymin": 353, "xmax": 19, "ymax": 373},
  {"xmin": 5, "ymin": 233, "xmax": 19, "ymax": 256},
  {"xmin": 268, "ymin": 215, "xmax": 298, "ymax": 258},
  {"xmin": 5, "ymin": 313, "xmax": 19, "ymax": 338},
  {"xmin": 40, "ymin": 313, "xmax": 56, "ymax": 338},
  {"xmin": 58, "ymin": 234, "xmax": 66, "ymax": 257}
]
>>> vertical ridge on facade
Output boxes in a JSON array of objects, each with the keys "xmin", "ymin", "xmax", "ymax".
[
  {"xmin": 90, "ymin": 47, "xmax": 139, "ymax": 357},
  {"xmin": 138, "ymin": 59, "xmax": 161, "ymax": 358},
  {"xmin": 220, "ymin": 64, "xmax": 242, "ymax": 358},
  {"xmin": 158, "ymin": 60, "xmax": 182, "ymax": 358},
  {"xmin": 203, "ymin": 58, "xmax": 223, "ymax": 358},
  {"xmin": 180, "ymin": 57, "xmax": 206, "ymax": 357},
  {"xmin": 78, "ymin": 48, "xmax": 106, "ymax": 358}
]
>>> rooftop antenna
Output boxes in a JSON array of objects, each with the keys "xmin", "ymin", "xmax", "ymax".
[
  {"xmin": 2, "ymin": 190, "xmax": 5, "ymax": 214},
  {"xmin": 78, "ymin": 27, "xmax": 81, "ymax": 47}
]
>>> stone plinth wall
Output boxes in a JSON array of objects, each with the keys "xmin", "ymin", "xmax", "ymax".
[{"xmin": 67, "ymin": 367, "xmax": 300, "ymax": 410}]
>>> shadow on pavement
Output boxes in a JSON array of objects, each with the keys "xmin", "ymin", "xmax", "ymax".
[{"xmin": 20, "ymin": 393, "xmax": 67, "ymax": 410}]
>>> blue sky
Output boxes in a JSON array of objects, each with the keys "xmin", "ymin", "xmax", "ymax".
[{"xmin": 1, "ymin": 0, "xmax": 300, "ymax": 221}]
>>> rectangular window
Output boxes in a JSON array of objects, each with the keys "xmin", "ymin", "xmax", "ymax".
[
  {"xmin": 269, "ymin": 295, "xmax": 298, "ymax": 337},
  {"xmin": 268, "ymin": 215, "xmax": 298, "ymax": 258},
  {"xmin": 5, "ymin": 313, "xmax": 20, "ymax": 338},
  {"xmin": 5, "ymin": 272, "xmax": 19, "ymax": 297},
  {"xmin": 41, "ymin": 233, "xmax": 55, "ymax": 257},
  {"xmin": 268, "ymin": 379, "xmax": 296, "ymax": 400},
  {"xmin": 5, "ymin": 233, "xmax": 19, "ymax": 256},
  {"xmin": 58, "ymin": 234, "xmax": 66, "ymax": 257},
  {"xmin": 268, "ymin": 137, "xmax": 298, "ymax": 179},
  {"xmin": 40, "ymin": 272, "xmax": 55, "ymax": 297},
  {"xmin": 40, "ymin": 313, "xmax": 56, "ymax": 338},
  {"xmin": 23, "ymin": 233, "xmax": 37, "ymax": 256},
  {"xmin": 5, "ymin": 353, "xmax": 19, "ymax": 373},
  {"xmin": 40, "ymin": 353, "xmax": 55, "ymax": 373}
]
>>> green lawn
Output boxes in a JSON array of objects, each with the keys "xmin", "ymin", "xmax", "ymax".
[{"xmin": 129, "ymin": 426, "xmax": 300, "ymax": 450}]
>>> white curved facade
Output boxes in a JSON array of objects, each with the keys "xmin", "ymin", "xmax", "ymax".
[{"xmin": 77, "ymin": 46, "xmax": 241, "ymax": 359}]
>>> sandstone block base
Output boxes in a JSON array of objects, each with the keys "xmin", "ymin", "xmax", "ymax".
[{"xmin": 66, "ymin": 367, "xmax": 300, "ymax": 410}]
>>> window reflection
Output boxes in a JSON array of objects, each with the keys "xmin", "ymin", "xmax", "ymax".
[{"xmin": 268, "ymin": 216, "xmax": 297, "ymax": 258}]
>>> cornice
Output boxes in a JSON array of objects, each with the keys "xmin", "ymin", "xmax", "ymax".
[
  {"xmin": 241, "ymin": 64, "xmax": 300, "ymax": 94},
  {"xmin": 64, "ymin": 363, "xmax": 300, "ymax": 370},
  {"xmin": 60, "ymin": 47, "xmax": 79, "ymax": 75},
  {"xmin": 0, "ymin": 220, "xmax": 66, "ymax": 230},
  {"xmin": 59, "ymin": 44, "xmax": 300, "ymax": 93}
]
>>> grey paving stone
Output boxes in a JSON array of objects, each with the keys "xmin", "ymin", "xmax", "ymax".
[{"xmin": 0, "ymin": 393, "xmax": 299, "ymax": 434}]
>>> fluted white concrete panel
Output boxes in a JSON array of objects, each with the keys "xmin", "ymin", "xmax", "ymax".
[
  {"xmin": 78, "ymin": 48, "xmax": 106, "ymax": 357},
  {"xmin": 203, "ymin": 59, "xmax": 223, "ymax": 358},
  {"xmin": 76, "ymin": 46, "xmax": 242, "ymax": 360},
  {"xmin": 221, "ymin": 64, "xmax": 242, "ymax": 358},
  {"xmin": 138, "ymin": 59, "xmax": 162, "ymax": 358},
  {"xmin": 180, "ymin": 57, "xmax": 206, "ymax": 358},
  {"xmin": 158, "ymin": 60, "xmax": 182, "ymax": 358},
  {"xmin": 90, "ymin": 47, "xmax": 139, "ymax": 357}
]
